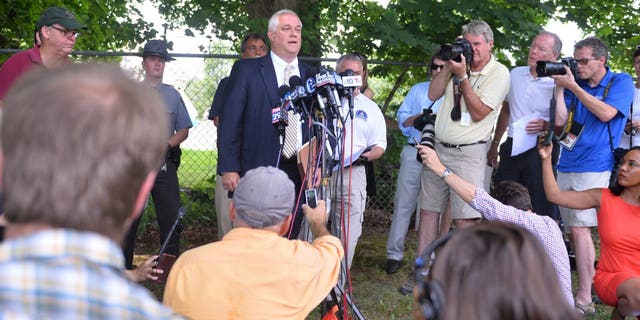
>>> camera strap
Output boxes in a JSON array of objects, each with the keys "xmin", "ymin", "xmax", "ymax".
[
  {"xmin": 451, "ymin": 82, "xmax": 462, "ymax": 121},
  {"xmin": 562, "ymin": 74, "xmax": 617, "ymax": 139},
  {"xmin": 599, "ymin": 74, "xmax": 619, "ymax": 154},
  {"xmin": 630, "ymin": 102, "xmax": 635, "ymax": 149},
  {"xmin": 560, "ymin": 97, "xmax": 578, "ymax": 138}
]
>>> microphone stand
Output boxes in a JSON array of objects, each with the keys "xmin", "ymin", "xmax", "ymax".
[{"xmin": 158, "ymin": 206, "xmax": 186, "ymax": 257}]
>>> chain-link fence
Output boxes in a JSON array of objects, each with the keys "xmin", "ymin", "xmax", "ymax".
[{"xmin": 1, "ymin": 49, "xmax": 424, "ymax": 221}]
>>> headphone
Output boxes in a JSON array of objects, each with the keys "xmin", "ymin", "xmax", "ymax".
[{"xmin": 414, "ymin": 231, "xmax": 455, "ymax": 320}]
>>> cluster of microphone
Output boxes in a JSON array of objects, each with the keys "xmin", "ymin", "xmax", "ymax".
[{"xmin": 272, "ymin": 67, "xmax": 363, "ymax": 134}]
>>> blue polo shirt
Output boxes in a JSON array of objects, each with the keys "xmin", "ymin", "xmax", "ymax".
[{"xmin": 558, "ymin": 68, "xmax": 634, "ymax": 172}]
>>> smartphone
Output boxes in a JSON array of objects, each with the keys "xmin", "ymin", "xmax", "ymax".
[
  {"xmin": 305, "ymin": 189, "xmax": 317, "ymax": 208},
  {"xmin": 412, "ymin": 137, "xmax": 420, "ymax": 145}
]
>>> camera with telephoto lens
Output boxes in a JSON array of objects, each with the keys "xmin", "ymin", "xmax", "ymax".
[
  {"xmin": 414, "ymin": 108, "xmax": 437, "ymax": 162},
  {"xmin": 440, "ymin": 38, "xmax": 474, "ymax": 64},
  {"xmin": 536, "ymin": 57, "xmax": 579, "ymax": 78}
]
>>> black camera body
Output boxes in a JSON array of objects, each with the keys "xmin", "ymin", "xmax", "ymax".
[
  {"xmin": 536, "ymin": 57, "xmax": 579, "ymax": 79},
  {"xmin": 441, "ymin": 38, "xmax": 474, "ymax": 64},
  {"xmin": 414, "ymin": 109, "xmax": 437, "ymax": 162}
]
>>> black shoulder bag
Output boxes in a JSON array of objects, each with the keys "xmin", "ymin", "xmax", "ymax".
[{"xmin": 604, "ymin": 75, "xmax": 629, "ymax": 188}]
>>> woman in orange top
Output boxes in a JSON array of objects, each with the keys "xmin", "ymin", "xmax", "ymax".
[{"xmin": 540, "ymin": 144, "xmax": 640, "ymax": 319}]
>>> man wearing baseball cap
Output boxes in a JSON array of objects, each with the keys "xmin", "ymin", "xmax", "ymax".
[
  {"xmin": 0, "ymin": 6, "xmax": 86, "ymax": 100},
  {"xmin": 163, "ymin": 166, "xmax": 344, "ymax": 319}
]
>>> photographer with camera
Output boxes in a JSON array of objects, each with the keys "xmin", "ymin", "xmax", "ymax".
[
  {"xmin": 385, "ymin": 50, "xmax": 447, "ymax": 276},
  {"xmin": 418, "ymin": 20, "xmax": 509, "ymax": 262},
  {"xmin": 488, "ymin": 31, "xmax": 566, "ymax": 221},
  {"xmin": 619, "ymin": 45, "xmax": 640, "ymax": 150},
  {"xmin": 550, "ymin": 36, "xmax": 634, "ymax": 315}
]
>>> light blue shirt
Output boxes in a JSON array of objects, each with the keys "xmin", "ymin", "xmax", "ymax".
[
  {"xmin": 396, "ymin": 81, "xmax": 442, "ymax": 144},
  {"xmin": 0, "ymin": 229, "xmax": 182, "ymax": 319}
]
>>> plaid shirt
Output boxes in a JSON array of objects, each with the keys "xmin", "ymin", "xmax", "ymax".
[
  {"xmin": 0, "ymin": 229, "xmax": 183, "ymax": 319},
  {"xmin": 470, "ymin": 188, "xmax": 574, "ymax": 306}
]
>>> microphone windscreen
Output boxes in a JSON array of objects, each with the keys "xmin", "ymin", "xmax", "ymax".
[
  {"xmin": 289, "ymin": 75, "xmax": 303, "ymax": 87},
  {"xmin": 339, "ymin": 68, "xmax": 354, "ymax": 77},
  {"xmin": 278, "ymin": 85, "xmax": 291, "ymax": 98}
]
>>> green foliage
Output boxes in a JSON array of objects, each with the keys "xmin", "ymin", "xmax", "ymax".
[
  {"xmin": 0, "ymin": 0, "xmax": 160, "ymax": 57},
  {"xmin": 184, "ymin": 40, "xmax": 237, "ymax": 116},
  {"xmin": 557, "ymin": 0, "xmax": 640, "ymax": 73},
  {"xmin": 176, "ymin": 149, "xmax": 217, "ymax": 224}
]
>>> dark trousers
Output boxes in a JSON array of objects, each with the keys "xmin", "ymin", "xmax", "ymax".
[
  {"xmin": 280, "ymin": 157, "xmax": 304, "ymax": 239},
  {"xmin": 495, "ymin": 138, "xmax": 560, "ymax": 220},
  {"xmin": 122, "ymin": 159, "xmax": 182, "ymax": 269}
]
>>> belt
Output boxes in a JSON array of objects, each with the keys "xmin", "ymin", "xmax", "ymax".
[
  {"xmin": 344, "ymin": 163, "xmax": 366, "ymax": 169},
  {"xmin": 439, "ymin": 140, "xmax": 487, "ymax": 148},
  {"xmin": 408, "ymin": 143, "xmax": 416, "ymax": 147},
  {"xmin": 342, "ymin": 158, "xmax": 368, "ymax": 169}
]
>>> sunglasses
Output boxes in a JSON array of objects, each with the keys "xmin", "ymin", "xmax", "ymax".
[{"xmin": 431, "ymin": 64, "xmax": 444, "ymax": 71}]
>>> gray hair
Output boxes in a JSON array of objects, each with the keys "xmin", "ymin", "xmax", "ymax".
[
  {"xmin": 462, "ymin": 20, "xmax": 494, "ymax": 43},
  {"xmin": 575, "ymin": 36, "xmax": 609, "ymax": 63},
  {"xmin": 538, "ymin": 31, "xmax": 563, "ymax": 55},
  {"xmin": 336, "ymin": 53, "xmax": 365, "ymax": 72},
  {"xmin": 267, "ymin": 9, "xmax": 300, "ymax": 32}
]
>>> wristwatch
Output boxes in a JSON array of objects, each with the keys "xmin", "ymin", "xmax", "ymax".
[
  {"xmin": 441, "ymin": 167, "xmax": 453, "ymax": 179},
  {"xmin": 453, "ymin": 74, "xmax": 468, "ymax": 85}
]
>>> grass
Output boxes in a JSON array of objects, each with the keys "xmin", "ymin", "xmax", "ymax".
[
  {"xmin": 135, "ymin": 151, "xmax": 615, "ymax": 319},
  {"xmin": 177, "ymin": 149, "xmax": 217, "ymax": 188},
  {"xmin": 135, "ymin": 222, "xmax": 616, "ymax": 319}
]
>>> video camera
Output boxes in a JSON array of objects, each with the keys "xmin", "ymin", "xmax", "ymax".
[
  {"xmin": 441, "ymin": 38, "xmax": 474, "ymax": 64},
  {"xmin": 536, "ymin": 57, "xmax": 579, "ymax": 79}
]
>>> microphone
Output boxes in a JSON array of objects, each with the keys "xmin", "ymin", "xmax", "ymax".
[
  {"xmin": 315, "ymin": 67, "xmax": 341, "ymax": 116},
  {"xmin": 289, "ymin": 76, "xmax": 312, "ymax": 116},
  {"xmin": 339, "ymin": 69, "xmax": 362, "ymax": 118},
  {"xmin": 304, "ymin": 76, "xmax": 317, "ymax": 96},
  {"xmin": 273, "ymin": 85, "xmax": 291, "ymax": 146},
  {"xmin": 340, "ymin": 69, "xmax": 363, "ymax": 89}
]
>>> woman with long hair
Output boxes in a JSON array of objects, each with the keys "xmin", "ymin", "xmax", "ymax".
[{"xmin": 540, "ymin": 143, "xmax": 640, "ymax": 319}]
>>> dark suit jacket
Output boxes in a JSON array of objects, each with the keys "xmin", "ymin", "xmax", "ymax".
[
  {"xmin": 207, "ymin": 77, "xmax": 229, "ymax": 120},
  {"xmin": 217, "ymin": 54, "xmax": 314, "ymax": 176}
]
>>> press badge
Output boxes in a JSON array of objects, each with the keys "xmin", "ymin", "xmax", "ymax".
[
  {"xmin": 558, "ymin": 120, "xmax": 584, "ymax": 151},
  {"xmin": 460, "ymin": 112, "xmax": 471, "ymax": 126}
]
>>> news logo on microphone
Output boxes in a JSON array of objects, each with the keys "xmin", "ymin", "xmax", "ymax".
[{"xmin": 341, "ymin": 75, "xmax": 363, "ymax": 88}]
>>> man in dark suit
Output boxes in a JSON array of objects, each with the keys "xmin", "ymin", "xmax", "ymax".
[
  {"xmin": 209, "ymin": 32, "xmax": 268, "ymax": 240},
  {"xmin": 218, "ymin": 9, "xmax": 314, "ymax": 238}
]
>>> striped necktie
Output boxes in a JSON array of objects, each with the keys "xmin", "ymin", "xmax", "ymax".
[{"xmin": 282, "ymin": 64, "xmax": 299, "ymax": 158}]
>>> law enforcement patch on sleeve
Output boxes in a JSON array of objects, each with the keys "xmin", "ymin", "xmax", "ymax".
[{"xmin": 355, "ymin": 110, "xmax": 368, "ymax": 120}]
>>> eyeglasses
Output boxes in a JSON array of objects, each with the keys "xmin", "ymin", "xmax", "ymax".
[
  {"xmin": 575, "ymin": 57, "xmax": 598, "ymax": 65},
  {"xmin": 49, "ymin": 25, "xmax": 81, "ymax": 39},
  {"xmin": 431, "ymin": 64, "xmax": 444, "ymax": 71}
]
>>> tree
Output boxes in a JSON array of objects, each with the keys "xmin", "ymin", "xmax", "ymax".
[
  {"xmin": 4, "ymin": 1, "xmax": 637, "ymax": 104},
  {"xmin": 184, "ymin": 40, "xmax": 237, "ymax": 116},
  {"xmin": 0, "ymin": 0, "xmax": 160, "ymax": 62},
  {"xmin": 156, "ymin": 0, "xmax": 639, "ymax": 112},
  {"xmin": 557, "ymin": 0, "xmax": 640, "ymax": 74}
]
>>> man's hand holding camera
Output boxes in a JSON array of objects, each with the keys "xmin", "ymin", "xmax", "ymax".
[
  {"xmin": 550, "ymin": 65, "xmax": 578, "ymax": 90},
  {"xmin": 625, "ymin": 119, "xmax": 640, "ymax": 136},
  {"xmin": 302, "ymin": 200, "xmax": 330, "ymax": 237},
  {"xmin": 448, "ymin": 54, "xmax": 468, "ymax": 80}
]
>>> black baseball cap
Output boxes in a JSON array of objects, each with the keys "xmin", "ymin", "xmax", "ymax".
[{"xmin": 36, "ymin": 6, "xmax": 86, "ymax": 30}]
